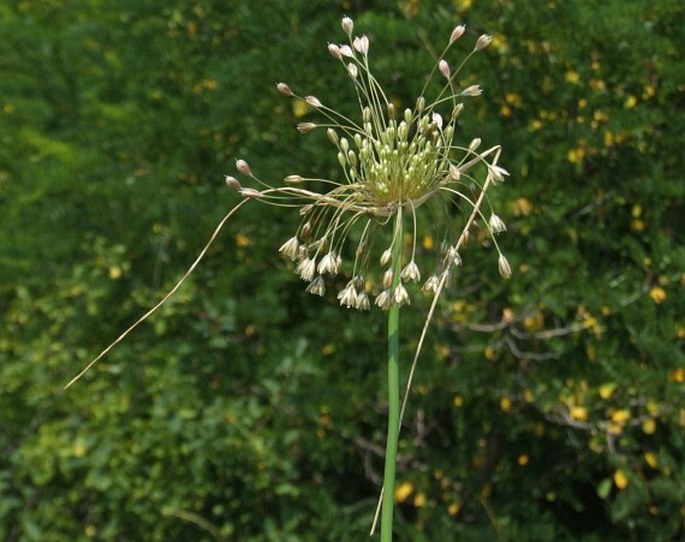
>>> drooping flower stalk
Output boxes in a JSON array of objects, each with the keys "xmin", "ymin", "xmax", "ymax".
[{"xmin": 66, "ymin": 15, "xmax": 511, "ymax": 541}]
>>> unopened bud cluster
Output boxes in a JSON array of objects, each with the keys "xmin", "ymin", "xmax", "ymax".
[{"xmin": 227, "ymin": 17, "xmax": 511, "ymax": 309}]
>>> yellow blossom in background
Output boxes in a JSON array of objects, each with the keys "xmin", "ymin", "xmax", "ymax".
[
  {"xmin": 598, "ymin": 383, "xmax": 616, "ymax": 400},
  {"xmin": 589, "ymin": 78, "xmax": 606, "ymax": 91},
  {"xmin": 413, "ymin": 492, "xmax": 427, "ymax": 508},
  {"xmin": 453, "ymin": 394, "xmax": 464, "ymax": 407},
  {"xmin": 610, "ymin": 409, "xmax": 631, "ymax": 424},
  {"xmin": 567, "ymin": 147, "xmax": 585, "ymax": 163},
  {"xmin": 613, "ymin": 469, "xmax": 629, "ymax": 490},
  {"xmin": 624, "ymin": 95, "xmax": 637, "ymax": 108},
  {"xmin": 649, "ymin": 286, "xmax": 666, "ymax": 304},
  {"xmin": 642, "ymin": 418, "xmax": 656, "ymax": 435},
  {"xmin": 518, "ymin": 454, "xmax": 530, "ymax": 466},
  {"xmin": 570, "ymin": 405, "xmax": 588, "ymax": 422},
  {"xmin": 394, "ymin": 481, "xmax": 414, "ymax": 503},
  {"xmin": 644, "ymin": 451, "xmax": 658, "ymax": 468},
  {"xmin": 292, "ymin": 100, "xmax": 309, "ymax": 118},
  {"xmin": 565, "ymin": 70, "xmax": 580, "ymax": 84},
  {"xmin": 500, "ymin": 396, "xmax": 512, "ymax": 412},
  {"xmin": 642, "ymin": 84, "xmax": 656, "ymax": 99},
  {"xmin": 513, "ymin": 197, "xmax": 534, "ymax": 216},
  {"xmin": 448, "ymin": 502, "xmax": 461, "ymax": 516},
  {"xmin": 108, "ymin": 265, "xmax": 123, "ymax": 280},
  {"xmin": 453, "ymin": 0, "xmax": 473, "ymax": 10},
  {"xmin": 235, "ymin": 233, "xmax": 252, "ymax": 247},
  {"xmin": 669, "ymin": 368, "xmax": 684, "ymax": 383}
]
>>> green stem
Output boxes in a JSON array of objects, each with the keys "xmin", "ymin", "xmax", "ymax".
[{"xmin": 380, "ymin": 210, "xmax": 403, "ymax": 542}]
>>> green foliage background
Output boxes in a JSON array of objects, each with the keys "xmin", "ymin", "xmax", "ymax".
[{"xmin": 1, "ymin": 0, "xmax": 683, "ymax": 540}]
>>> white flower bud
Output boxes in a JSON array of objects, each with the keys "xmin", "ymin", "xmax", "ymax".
[
  {"xmin": 236, "ymin": 159, "xmax": 251, "ymax": 175},
  {"xmin": 353, "ymin": 35, "xmax": 369, "ymax": 55},
  {"xmin": 375, "ymin": 289, "xmax": 393, "ymax": 310},
  {"xmin": 461, "ymin": 85, "xmax": 482, "ymax": 97},
  {"xmin": 339, "ymin": 44, "xmax": 354, "ymax": 58},
  {"xmin": 450, "ymin": 24, "xmax": 466, "ymax": 43},
  {"xmin": 347, "ymin": 63, "xmax": 358, "ymax": 79},
  {"xmin": 224, "ymin": 175, "xmax": 241, "ymax": 190},
  {"xmin": 475, "ymin": 34, "xmax": 493, "ymax": 51},
  {"xmin": 328, "ymin": 43, "xmax": 342, "ymax": 59},
  {"xmin": 432, "ymin": 112, "xmax": 443, "ymax": 130},
  {"xmin": 276, "ymin": 82, "xmax": 293, "ymax": 96},
  {"xmin": 297, "ymin": 122, "xmax": 317, "ymax": 133},
  {"xmin": 305, "ymin": 95, "xmax": 323, "ymax": 108},
  {"xmin": 283, "ymin": 175, "xmax": 303, "ymax": 184},
  {"xmin": 468, "ymin": 138, "xmax": 481, "ymax": 152},
  {"xmin": 239, "ymin": 187, "xmax": 261, "ymax": 199},
  {"xmin": 439, "ymin": 59, "xmax": 450, "ymax": 78},
  {"xmin": 449, "ymin": 164, "xmax": 461, "ymax": 181},
  {"xmin": 380, "ymin": 248, "xmax": 392, "ymax": 266},
  {"xmin": 498, "ymin": 254, "xmax": 512, "ymax": 279},
  {"xmin": 341, "ymin": 16, "xmax": 354, "ymax": 36}
]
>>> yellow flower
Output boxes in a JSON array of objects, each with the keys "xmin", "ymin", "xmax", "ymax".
[
  {"xmin": 613, "ymin": 469, "xmax": 629, "ymax": 490},
  {"xmin": 570, "ymin": 406, "xmax": 588, "ymax": 421},
  {"xmin": 394, "ymin": 481, "xmax": 414, "ymax": 503},
  {"xmin": 565, "ymin": 70, "xmax": 580, "ymax": 84},
  {"xmin": 649, "ymin": 286, "xmax": 666, "ymax": 304},
  {"xmin": 624, "ymin": 95, "xmax": 637, "ymax": 108},
  {"xmin": 644, "ymin": 451, "xmax": 658, "ymax": 468},
  {"xmin": 610, "ymin": 409, "xmax": 631, "ymax": 423}
]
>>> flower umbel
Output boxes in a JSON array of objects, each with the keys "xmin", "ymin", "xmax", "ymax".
[{"xmin": 238, "ymin": 19, "xmax": 510, "ymax": 310}]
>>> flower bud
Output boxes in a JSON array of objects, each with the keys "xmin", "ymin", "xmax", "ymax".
[
  {"xmin": 439, "ymin": 59, "xmax": 450, "ymax": 78},
  {"xmin": 450, "ymin": 24, "xmax": 466, "ymax": 43},
  {"xmin": 284, "ymin": 175, "xmax": 304, "ymax": 184},
  {"xmin": 468, "ymin": 138, "xmax": 481, "ymax": 152},
  {"xmin": 297, "ymin": 122, "xmax": 317, "ymax": 133},
  {"xmin": 224, "ymin": 175, "xmax": 241, "ymax": 190},
  {"xmin": 341, "ymin": 16, "xmax": 354, "ymax": 36},
  {"xmin": 449, "ymin": 164, "xmax": 461, "ymax": 180},
  {"xmin": 475, "ymin": 34, "xmax": 493, "ymax": 51},
  {"xmin": 432, "ymin": 112, "xmax": 443, "ymax": 130},
  {"xmin": 327, "ymin": 128, "xmax": 339, "ymax": 145},
  {"xmin": 239, "ymin": 187, "xmax": 261, "ymax": 199},
  {"xmin": 276, "ymin": 82, "xmax": 293, "ymax": 96},
  {"xmin": 236, "ymin": 159, "xmax": 251, "ymax": 175},
  {"xmin": 461, "ymin": 85, "xmax": 482, "ymax": 97},
  {"xmin": 305, "ymin": 95, "xmax": 323, "ymax": 108},
  {"xmin": 353, "ymin": 35, "xmax": 369, "ymax": 55},
  {"xmin": 347, "ymin": 63, "xmax": 358, "ymax": 79},
  {"xmin": 498, "ymin": 254, "xmax": 512, "ymax": 279},
  {"xmin": 328, "ymin": 43, "xmax": 342, "ymax": 59},
  {"xmin": 339, "ymin": 44, "xmax": 354, "ymax": 58}
]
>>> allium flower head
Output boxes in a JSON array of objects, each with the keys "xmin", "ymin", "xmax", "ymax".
[{"xmin": 229, "ymin": 17, "xmax": 511, "ymax": 310}]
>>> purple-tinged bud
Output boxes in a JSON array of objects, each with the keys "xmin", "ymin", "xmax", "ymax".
[
  {"xmin": 236, "ymin": 159, "xmax": 251, "ymax": 175},
  {"xmin": 339, "ymin": 44, "xmax": 354, "ymax": 58},
  {"xmin": 305, "ymin": 95, "xmax": 323, "ymax": 108},
  {"xmin": 297, "ymin": 122, "xmax": 317, "ymax": 133},
  {"xmin": 353, "ymin": 35, "xmax": 369, "ymax": 55},
  {"xmin": 439, "ymin": 59, "xmax": 450, "ymax": 78},
  {"xmin": 239, "ymin": 187, "xmax": 261, "ymax": 199},
  {"xmin": 328, "ymin": 43, "xmax": 342, "ymax": 59},
  {"xmin": 475, "ymin": 34, "xmax": 493, "ymax": 51},
  {"xmin": 341, "ymin": 16, "xmax": 354, "ymax": 36},
  {"xmin": 276, "ymin": 82, "xmax": 293, "ymax": 96},
  {"xmin": 461, "ymin": 84, "xmax": 482, "ymax": 97},
  {"xmin": 224, "ymin": 174, "xmax": 242, "ymax": 190},
  {"xmin": 450, "ymin": 24, "xmax": 466, "ymax": 43}
]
